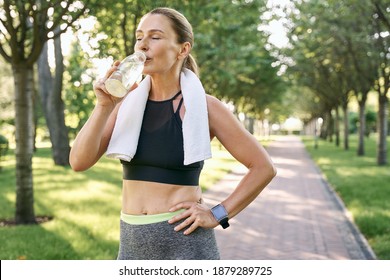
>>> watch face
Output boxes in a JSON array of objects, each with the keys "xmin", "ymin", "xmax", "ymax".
[{"xmin": 213, "ymin": 205, "xmax": 228, "ymax": 220}]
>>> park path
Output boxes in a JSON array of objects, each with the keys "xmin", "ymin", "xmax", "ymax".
[{"xmin": 203, "ymin": 135, "xmax": 376, "ymax": 259}]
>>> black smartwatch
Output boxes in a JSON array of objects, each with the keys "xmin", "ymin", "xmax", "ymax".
[{"xmin": 211, "ymin": 204, "xmax": 230, "ymax": 229}]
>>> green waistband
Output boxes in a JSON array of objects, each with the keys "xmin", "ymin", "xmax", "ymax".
[{"xmin": 121, "ymin": 209, "xmax": 185, "ymax": 225}]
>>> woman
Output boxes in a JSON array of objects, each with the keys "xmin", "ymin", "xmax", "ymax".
[{"xmin": 70, "ymin": 7, "xmax": 276, "ymax": 260}]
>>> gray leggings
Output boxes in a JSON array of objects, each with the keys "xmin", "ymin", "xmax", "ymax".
[{"xmin": 117, "ymin": 219, "xmax": 220, "ymax": 260}]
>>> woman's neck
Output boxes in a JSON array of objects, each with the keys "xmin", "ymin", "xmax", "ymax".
[{"xmin": 148, "ymin": 70, "xmax": 181, "ymax": 101}]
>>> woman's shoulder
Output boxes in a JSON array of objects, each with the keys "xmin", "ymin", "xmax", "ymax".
[
  {"xmin": 205, "ymin": 94, "xmax": 235, "ymax": 124},
  {"xmin": 206, "ymin": 94, "xmax": 233, "ymax": 116},
  {"xmin": 206, "ymin": 94, "xmax": 223, "ymax": 109}
]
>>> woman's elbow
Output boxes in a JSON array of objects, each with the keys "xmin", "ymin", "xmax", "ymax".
[
  {"xmin": 70, "ymin": 164, "xmax": 86, "ymax": 172},
  {"xmin": 69, "ymin": 154, "xmax": 90, "ymax": 172},
  {"xmin": 263, "ymin": 161, "xmax": 277, "ymax": 183},
  {"xmin": 254, "ymin": 158, "xmax": 277, "ymax": 184},
  {"xmin": 270, "ymin": 162, "xmax": 277, "ymax": 178},
  {"xmin": 70, "ymin": 160, "xmax": 86, "ymax": 172}
]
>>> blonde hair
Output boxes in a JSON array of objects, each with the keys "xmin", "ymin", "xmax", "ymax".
[{"xmin": 148, "ymin": 7, "xmax": 199, "ymax": 76}]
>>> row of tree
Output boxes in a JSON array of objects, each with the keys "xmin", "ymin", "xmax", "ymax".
[
  {"xmin": 273, "ymin": 0, "xmax": 389, "ymax": 164},
  {"xmin": 0, "ymin": 0, "xmax": 285, "ymax": 224}
]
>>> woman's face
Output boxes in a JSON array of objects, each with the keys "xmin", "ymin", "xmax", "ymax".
[{"xmin": 135, "ymin": 14, "xmax": 184, "ymax": 75}]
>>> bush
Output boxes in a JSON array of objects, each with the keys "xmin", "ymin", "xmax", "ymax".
[{"xmin": 0, "ymin": 134, "xmax": 9, "ymax": 170}]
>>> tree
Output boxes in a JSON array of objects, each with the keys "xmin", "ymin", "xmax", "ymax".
[
  {"xmin": 37, "ymin": 28, "xmax": 70, "ymax": 166},
  {"xmin": 326, "ymin": 0, "xmax": 386, "ymax": 158},
  {"xmin": 278, "ymin": 0, "xmax": 386, "ymax": 158},
  {"xmin": 371, "ymin": 0, "xmax": 390, "ymax": 165},
  {"xmin": 0, "ymin": 0, "xmax": 87, "ymax": 224}
]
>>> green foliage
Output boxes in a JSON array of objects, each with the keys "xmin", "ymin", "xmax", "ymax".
[
  {"xmin": 0, "ymin": 135, "xmax": 9, "ymax": 167},
  {"xmin": 0, "ymin": 56, "xmax": 13, "ymax": 125},
  {"xmin": 0, "ymin": 0, "xmax": 88, "ymax": 65},
  {"xmin": 274, "ymin": 0, "xmax": 387, "ymax": 121},
  {"xmin": 190, "ymin": 0, "xmax": 286, "ymax": 115},
  {"xmin": 74, "ymin": 0, "xmax": 285, "ymax": 120},
  {"xmin": 0, "ymin": 134, "xmax": 7, "ymax": 145},
  {"xmin": 303, "ymin": 135, "xmax": 390, "ymax": 260},
  {"xmin": 64, "ymin": 42, "xmax": 96, "ymax": 139},
  {"xmin": 349, "ymin": 108, "xmax": 377, "ymax": 135}
]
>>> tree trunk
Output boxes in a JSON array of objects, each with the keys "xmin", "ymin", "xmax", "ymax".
[
  {"xmin": 320, "ymin": 115, "xmax": 327, "ymax": 140},
  {"xmin": 13, "ymin": 64, "xmax": 36, "ymax": 224},
  {"xmin": 38, "ymin": 37, "xmax": 70, "ymax": 166},
  {"xmin": 326, "ymin": 110, "xmax": 333, "ymax": 143},
  {"xmin": 334, "ymin": 106, "xmax": 340, "ymax": 147},
  {"xmin": 357, "ymin": 101, "xmax": 366, "ymax": 156},
  {"xmin": 247, "ymin": 117, "xmax": 255, "ymax": 134},
  {"xmin": 377, "ymin": 94, "xmax": 388, "ymax": 165},
  {"xmin": 33, "ymin": 72, "xmax": 39, "ymax": 152},
  {"xmin": 342, "ymin": 104, "xmax": 349, "ymax": 150}
]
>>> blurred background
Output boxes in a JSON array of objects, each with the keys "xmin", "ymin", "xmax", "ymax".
[{"xmin": 0, "ymin": 0, "xmax": 389, "ymax": 260}]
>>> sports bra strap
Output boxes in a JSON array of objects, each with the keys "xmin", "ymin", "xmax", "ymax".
[
  {"xmin": 176, "ymin": 95, "xmax": 184, "ymax": 113},
  {"xmin": 172, "ymin": 91, "xmax": 182, "ymax": 100}
]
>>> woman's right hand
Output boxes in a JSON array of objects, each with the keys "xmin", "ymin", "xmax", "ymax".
[{"xmin": 93, "ymin": 60, "xmax": 123, "ymax": 109}]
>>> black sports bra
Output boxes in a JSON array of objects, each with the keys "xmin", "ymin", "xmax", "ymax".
[{"xmin": 121, "ymin": 91, "xmax": 204, "ymax": 186}]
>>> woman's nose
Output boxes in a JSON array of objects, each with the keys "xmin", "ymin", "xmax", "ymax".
[{"xmin": 136, "ymin": 39, "xmax": 148, "ymax": 52}]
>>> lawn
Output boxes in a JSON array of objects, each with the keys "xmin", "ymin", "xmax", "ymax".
[
  {"xmin": 302, "ymin": 135, "xmax": 390, "ymax": 260},
  {"xmin": 0, "ymin": 140, "xmax": 238, "ymax": 260}
]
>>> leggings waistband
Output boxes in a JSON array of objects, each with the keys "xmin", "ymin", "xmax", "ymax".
[{"xmin": 121, "ymin": 209, "xmax": 185, "ymax": 225}]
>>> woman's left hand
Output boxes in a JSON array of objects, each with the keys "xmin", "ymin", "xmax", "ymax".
[{"xmin": 168, "ymin": 202, "xmax": 219, "ymax": 235}]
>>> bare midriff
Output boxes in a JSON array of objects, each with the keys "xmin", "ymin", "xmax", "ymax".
[{"xmin": 122, "ymin": 180, "xmax": 202, "ymax": 215}]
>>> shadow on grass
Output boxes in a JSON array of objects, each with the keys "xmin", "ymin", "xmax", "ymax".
[
  {"xmin": 0, "ymin": 221, "xmax": 79, "ymax": 259},
  {"xmin": 0, "ymin": 216, "xmax": 119, "ymax": 259},
  {"xmin": 0, "ymin": 148, "xmax": 121, "ymax": 259}
]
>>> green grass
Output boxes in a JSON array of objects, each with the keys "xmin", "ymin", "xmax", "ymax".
[
  {"xmin": 302, "ymin": 135, "xmax": 390, "ymax": 260},
  {"xmin": 0, "ymin": 139, "xmax": 238, "ymax": 260}
]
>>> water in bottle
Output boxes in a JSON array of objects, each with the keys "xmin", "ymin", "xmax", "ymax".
[{"xmin": 105, "ymin": 51, "xmax": 146, "ymax": 97}]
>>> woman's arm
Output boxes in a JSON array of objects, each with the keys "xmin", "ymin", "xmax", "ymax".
[
  {"xmin": 69, "ymin": 102, "xmax": 119, "ymax": 171},
  {"xmin": 169, "ymin": 95, "xmax": 276, "ymax": 234},
  {"xmin": 69, "ymin": 62, "xmax": 123, "ymax": 171},
  {"xmin": 206, "ymin": 95, "xmax": 277, "ymax": 219}
]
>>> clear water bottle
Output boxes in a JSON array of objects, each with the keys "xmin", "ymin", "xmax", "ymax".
[{"xmin": 105, "ymin": 51, "xmax": 146, "ymax": 97}]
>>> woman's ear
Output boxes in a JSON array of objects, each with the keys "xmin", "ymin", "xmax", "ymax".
[{"xmin": 178, "ymin": 42, "xmax": 191, "ymax": 60}]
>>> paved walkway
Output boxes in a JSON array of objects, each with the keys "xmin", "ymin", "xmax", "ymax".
[{"xmin": 203, "ymin": 135, "xmax": 376, "ymax": 260}]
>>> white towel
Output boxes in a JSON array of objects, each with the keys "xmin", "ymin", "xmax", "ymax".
[{"xmin": 106, "ymin": 68, "xmax": 212, "ymax": 165}]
